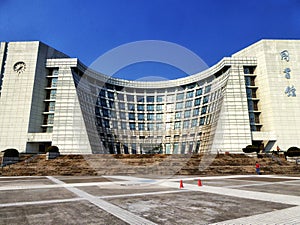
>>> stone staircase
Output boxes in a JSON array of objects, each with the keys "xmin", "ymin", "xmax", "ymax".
[
  {"xmin": 84, "ymin": 154, "xmax": 190, "ymax": 176},
  {"xmin": 1, "ymin": 153, "xmax": 299, "ymax": 176}
]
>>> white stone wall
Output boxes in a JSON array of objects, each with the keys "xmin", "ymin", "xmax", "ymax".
[
  {"xmin": 0, "ymin": 42, "xmax": 40, "ymax": 152},
  {"xmin": 0, "ymin": 42, "xmax": 68, "ymax": 153},
  {"xmin": 234, "ymin": 40, "xmax": 300, "ymax": 150},
  {"xmin": 47, "ymin": 59, "xmax": 93, "ymax": 154},
  {"xmin": 214, "ymin": 63, "xmax": 253, "ymax": 153}
]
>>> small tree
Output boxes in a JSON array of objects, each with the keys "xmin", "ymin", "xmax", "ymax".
[
  {"xmin": 46, "ymin": 146, "xmax": 59, "ymax": 153},
  {"xmin": 2, "ymin": 148, "xmax": 19, "ymax": 157}
]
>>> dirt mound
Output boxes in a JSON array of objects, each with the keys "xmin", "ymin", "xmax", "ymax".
[{"xmin": 1, "ymin": 153, "xmax": 299, "ymax": 176}]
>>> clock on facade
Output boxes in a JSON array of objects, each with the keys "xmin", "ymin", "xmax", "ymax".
[{"xmin": 13, "ymin": 61, "xmax": 26, "ymax": 74}]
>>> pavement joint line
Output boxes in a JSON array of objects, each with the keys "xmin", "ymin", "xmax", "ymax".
[
  {"xmin": 0, "ymin": 179, "xmax": 52, "ymax": 183},
  {"xmin": 263, "ymin": 175, "xmax": 300, "ymax": 180},
  {"xmin": 46, "ymin": 176, "xmax": 157, "ymax": 225},
  {"xmin": 0, "ymin": 180, "xmax": 140, "ymax": 191},
  {"xmin": 0, "ymin": 197, "xmax": 83, "ymax": 208},
  {"xmin": 157, "ymin": 180, "xmax": 300, "ymax": 206},
  {"xmin": 165, "ymin": 174, "xmax": 278, "ymax": 181},
  {"xmin": 2, "ymin": 175, "xmax": 300, "ymax": 224},
  {"xmin": 0, "ymin": 176, "xmax": 45, "ymax": 179},
  {"xmin": 108, "ymin": 175, "xmax": 300, "ymax": 205},
  {"xmin": 98, "ymin": 189, "xmax": 192, "ymax": 199},
  {"xmin": 209, "ymin": 205, "xmax": 300, "ymax": 225},
  {"xmin": 225, "ymin": 180, "xmax": 297, "ymax": 189},
  {"xmin": 105, "ymin": 174, "xmax": 300, "ymax": 182}
]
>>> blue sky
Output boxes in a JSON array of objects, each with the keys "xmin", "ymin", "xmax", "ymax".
[{"xmin": 1, "ymin": 0, "xmax": 300, "ymax": 80}]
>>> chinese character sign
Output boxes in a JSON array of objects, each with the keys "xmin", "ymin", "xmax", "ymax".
[
  {"xmin": 283, "ymin": 68, "xmax": 291, "ymax": 79},
  {"xmin": 280, "ymin": 50, "xmax": 296, "ymax": 97},
  {"xmin": 285, "ymin": 85, "xmax": 296, "ymax": 97},
  {"xmin": 280, "ymin": 50, "xmax": 289, "ymax": 62}
]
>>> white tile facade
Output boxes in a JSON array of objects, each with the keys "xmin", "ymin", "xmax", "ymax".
[{"xmin": 233, "ymin": 40, "xmax": 300, "ymax": 151}]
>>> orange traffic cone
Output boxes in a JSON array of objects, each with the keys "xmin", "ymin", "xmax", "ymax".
[
  {"xmin": 179, "ymin": 180, "xmax": 184, "ymax": 189},
  {"xmin": 198, "ymin": 179, "xmax": 202, "ymax": 187}
]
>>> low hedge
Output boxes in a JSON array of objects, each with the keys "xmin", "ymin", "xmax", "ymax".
[
  {"xmin": 2, "ymin": 148, "xmax": 19, "ymax": 157},
  {"xmin": 242, "ymin": 145, "xmax": 260, "ymax": 153},
  {"xmin": 285, "ymin": 147, "xmax": 300, "ymax": 157}
]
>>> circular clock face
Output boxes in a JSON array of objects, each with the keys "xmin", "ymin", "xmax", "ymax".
[{"xmin": 13, "ymin": 61, "xmax": 26, "ymax": 74}]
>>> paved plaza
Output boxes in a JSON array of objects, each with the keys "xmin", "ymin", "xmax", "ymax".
[{"xmin": 0, "ymin": 174, "xmax": 299, "ymax": 224}]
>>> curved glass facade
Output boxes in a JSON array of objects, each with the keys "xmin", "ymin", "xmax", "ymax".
[{"xmin": 72, "ymin": 62, "xmax": 230, "ymax": 154}]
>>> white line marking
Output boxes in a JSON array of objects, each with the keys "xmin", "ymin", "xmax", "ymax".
[
  {"xmin": 209, "ymin": 206, "xmax": 300, "ymax": 225},
  {"xmin": 98, "ymin": 189, "xmax": 192, "ymax": 199},
  {"xmin": 46, "ymin": 176, "xmax": 157, "ymax": 225},
  {"xmin": 0, "ymin": 198, "xmax": 83, "ymax": 208}
]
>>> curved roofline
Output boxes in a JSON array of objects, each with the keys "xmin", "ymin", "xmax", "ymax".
[
  {"xmin": 76, "ymin": 57, "xmax": 251, "ymax": 89},
  {"xmin": 46, "ymin": 56, "xmax": 256, "ymax": 89}
]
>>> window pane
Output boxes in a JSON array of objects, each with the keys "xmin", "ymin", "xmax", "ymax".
[
  {"xmin": 191, "ymin": 119, "xmax": 198, "ymax": 127},
  {"xmin": 200, "ymin": 117, "xmax": 205, "ymax": 125},
  {"xmin": 129, "ymin": 113, "xmax": 135, "ymax": 120},
  {"xmin": 174, "ymin": 121, "xmax": 181, "ymax": 129},
  {"xmin": 108, "ymin": 92, "xmax": 114, "ymax": 99},
  {"xmin": 50, "ymin": 90, "xmax": 56, "ymax": 99},
  {"xmin": 185, "ymin": 100, "xmax": 193, "ymax": 108},
  {"xmin": 147, "ymin": 123, "xmax": 154, "ymax": 130},
  {"xmin": 51, "ymin": 78, "xmax": 58, "ymax": 87},
  {"xmin": 156, "ymin": 123, "xmax": 163, "ymax": 130},
  {"xmin": 147, "ymin": 96, "xmax": 155, "ymax": 102},
  {"xmin": 157, "ymin": 95, "xmax": 164, "ymax": 102},
  {"xmin": 102, "ymin": 109, "xmax": 109, "ymax": 117},
  {"xmin": 201, "ymin": 106, "xmax": 207, "ymax": 114},
  {"xmin": 194, "ymin": 98, "xmax": 201, "ymax": 106},
  {"xmin": 137, "ymin": 95, "xmax": 144, "ymax": 102},
  {"xmin": 184, "ymin": 110, "xmax": 191, "ymax": 118},
  {"xmin": 147, "ymin": 104, "xmax": 154, "ymax": 111},
  {"xmin": 176, "ymin": 93, "xmax": 184, "ymax": 100},
  {"xmin": 166, "ymin": 104, "xmax": 174, "ymax": 111},
  {"xmin": 183, "ymin": 120, "xmax": 190, "ymax": 128},
  {"xmin": 104, "ymin": 119, "xmax": 110, "ymax": 128},
  {"xmin": 156, "ymin": 104, "xmax": 163, "ymax": 111},
  {"xmin": 100, "ymin": 98, "xmax": 107, "ymax": 107},
  {"xmin": 175, "ymin": 112, "xmax": 181, "ymax": 119},
  {"xmin": 167, "ymin": 95, "xmax": 175, "ymax": 102},
  {"xmin": 119, "ymin": 112, "xmax": 126, "ymax": 119},
  {"xmin": 117, "ymin": 94, "xmax": 124, "ymax": 101},
  {"xmin": 176, "ymin": 102, "xmax": 183, "ymax": 109},
  {"xmin": 127, "ymin": 95, "xmax": 134, "ymax": 101},
  {"xmin": 138, "ymin": 123, "xmax": 145, "ymax": 130},
  {"xmin": 156, "ymin": 113, "xmax": 163, "ymax": 120},
  {"xmin": 196, "ymin": 88, "xmax": 202, "ymax": 96},
  {"xmin": 205, "ymin": 85, "xmax": 211, "ymax": 93},
  {"xmin": 193, "ymin": 108, "xmax": 199, "ymax": 116},
  {"xmin": 112, "ymin": 121, "xmax": 118, "ymax": 128},
  {"xmin": 121, "ymin": 122, "xmax": 127, "ymax": 129},
  {"xmin": 203, "ymin": 96, "xmax": 209, "ymax": 104},
  {"xmin": 119, "ymin": 102, "xmax": 125, "ymax": 110},
  {"xmin": 137, "ymin": 104, "xmax": 144, "ymax": 111},
  {"xmin": 109, "ymin": 100, "xmax": 114, "ymax": 108},
  {"xmin": 173, "ymin": 143, "xmax": 179, "ymax": 154},
  {"xmin": 128, "ymin": 103, "xmax": 135, "ymax": 111},
  {"xmin": 129, "ymin": 122, "xmax": 135, "ymax": 130},
  {"xmin": 147, "ymin": 113, "xmax": 154, "ymax": 120},
  {"xmin": 138, "ymin": 113, "xmax": 144, "ymax": 120},
  {"xmin": 186, "ymin": 91, "xmax": 194, "ymax": 98}
]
